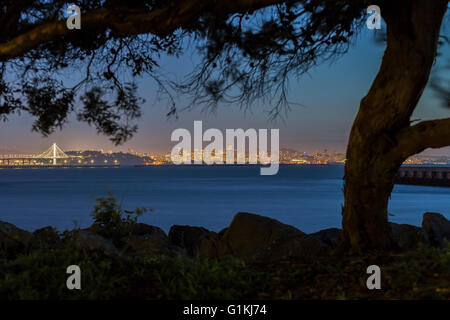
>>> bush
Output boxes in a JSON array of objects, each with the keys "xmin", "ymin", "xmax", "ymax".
[{"xmin": 90, "ymin": 192, "xmax": 150, "ymax": 241}]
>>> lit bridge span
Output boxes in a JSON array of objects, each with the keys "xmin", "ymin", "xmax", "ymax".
[
  {"xmin": 0, "ymin": 143, "xmax": 120, "ymax": 167},
  {"xmin": 0, "ymin": 143, "xmax": 72, "ymax": 166},
  {"xmin": 36, "ymin": 143, "xmax": 70, "ymax": 165}
]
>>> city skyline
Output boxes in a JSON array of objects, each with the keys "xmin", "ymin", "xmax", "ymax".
[
  {"xmin": 2, "ymin": 141, "xmax": 449, "ymax": 167},
  {"xmin": 1, "ymin": 140, "xmax": 449, "ymax": 158}
]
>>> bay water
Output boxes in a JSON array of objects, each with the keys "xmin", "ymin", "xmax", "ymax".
[{"xmin": 0, "ymin": 165, "xmax": 448, "ymax": 233}]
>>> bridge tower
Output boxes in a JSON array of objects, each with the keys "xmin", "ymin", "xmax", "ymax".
[
  {"xmin": 53, "ymin": 143, "xmax": 57, "ymax": 165},
  {"xmin": 35, "ymin": 143, "xmax": 69, "ymax": 165}
]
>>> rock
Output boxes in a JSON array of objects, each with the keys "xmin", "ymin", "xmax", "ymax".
[
  {"xmin": 72, "ymin": 230, "xmax": 119, "ymax": 255},
  {"xmin": 168, "ymin": 225, "xmax": 225, "ymax": 257},
  {"xmin": 221, "ymin": 212, "xmax": 328, "ymax": 262},
  {"xmin": 389, "ymin": 223, "xmax": 426, "ymax": 250},
  {"xmin": 32, "ymin": 226, "xmax": 62, "ymax": 250},
  {"xmin": 84, "ymin": 223, "xmax": 102, "ymax": 234},
  {"xmin": 218, "ymin": 228, "xmax": 228, "ymax": 237},
  {"xmin": 0, "ymin": 221, "xmax": 33, "ymax": 259},
  {"xmin": 310, "ymin": 228, "xmax": 342, "ymax": 249},
  {"xmin": 128, "ymin": 223, "xmax": 165, "ymax": 237},
  {"xmin": 122, "ymin": 225, "xmax": 169, "ymax": 255},
  {"xmin": 122, "ymin": 234, "xmax": 169, "ymax": 255},
  {"xmin": 422, "ymin": 212, "xmax": 450, "ymax": 247},
  {"xmin": 85, "ymin": 222, "xmax": 161, "ymax": 237}
]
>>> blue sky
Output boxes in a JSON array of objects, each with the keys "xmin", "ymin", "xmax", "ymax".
[{"xmin": 0, "ymin": 20, "xmax": 448, "ymax": 156}]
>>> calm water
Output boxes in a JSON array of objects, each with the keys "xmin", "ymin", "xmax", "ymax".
[{"xmin": 0, "ymin": 165, "xmax": 448, "ymax": 233}]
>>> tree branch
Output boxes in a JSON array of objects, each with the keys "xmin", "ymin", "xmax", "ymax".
[
  {"xmin": 0, "ymin": 0, "xmax": 282, "ymax": 61},
  {"xmin": 392, "ymin": 118, "xmax": 450, "ymax": 160}
]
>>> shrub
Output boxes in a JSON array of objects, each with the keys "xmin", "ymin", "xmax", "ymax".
[{"xmin": 90, "ymin": 192, "xmax": 150, "ymax": 241}]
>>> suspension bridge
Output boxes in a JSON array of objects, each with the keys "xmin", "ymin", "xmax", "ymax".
[{"xmin": 0, "ymin": 143, "xmax": 118, "ymax": 167}]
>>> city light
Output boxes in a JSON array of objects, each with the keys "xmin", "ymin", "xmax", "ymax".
[{"xmin": 0, "ymin": 143, "xmax": 448, "ymax": 168}]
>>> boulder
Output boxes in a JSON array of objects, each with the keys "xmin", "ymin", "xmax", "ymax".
[
  {"xmin": 221, "ymin": 212, "xmax": 328, "ymax": 262},
  {"xmin": 422, "ymin": 212, "xmax": 450, "ymax": 247},
  {"xmin": 310, "ymin": 228, "xmax": 342, "ymax": 249},
  {"xmin": 84, "ymin": 223, "xmax": 102, "ymax": 234},
  {"xmin": 122, "ymin": 234, "xmax": 169, "ymax": 255},
  {"xmin": 72, "ymin": 230, "xmax": 119, "ymax": 255},
  {"xmin": 389, "ymin": 223, "xmax": 426, "ymax": 250},
  {"xmin": 128, "ymin": 223, "xmax": 165, "ymax": 237},
  {"xmin": 122, "ymin": 225, "xmax": 169, "ymax": 255},
  {"xmin": 168, "ymin": 225, "xmax": 225, "ymax": 257},
  {"xmin": 85, "ymin": 222, "xmax": 161, "ymax": 237},
  {"xmin": 218, "ymin": 228, "xmax": 228, "ymax": 237},
  {"xmin": 0, "ymin": 221, "xmax": 33, "ymax": 259},
  {"xmin": 32, "ymin": 226, "xmax": 62, "ymax": 250}
]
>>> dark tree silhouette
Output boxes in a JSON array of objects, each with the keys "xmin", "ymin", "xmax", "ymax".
[{"xmin": 0, "ymin": 0, "xmax": 448, "ymax": 252}]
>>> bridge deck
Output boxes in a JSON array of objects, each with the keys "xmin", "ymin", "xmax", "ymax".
[{"xmin": 0, "ymin": 164, "xmax": 119, "ymax": 168}]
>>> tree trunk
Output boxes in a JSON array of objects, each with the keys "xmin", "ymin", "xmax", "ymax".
[{"xmin": 340, "ymin": 0, "xmax": 449, "ymax": 253}]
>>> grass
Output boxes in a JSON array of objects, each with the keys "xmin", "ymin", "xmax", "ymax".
[
  {"xmin": 0, "ymin": 243, "xmax": 449, "ymax": 300},
  {"xmin": 0, "ymin": 246, "xmax": 268, "ymax": 300}
]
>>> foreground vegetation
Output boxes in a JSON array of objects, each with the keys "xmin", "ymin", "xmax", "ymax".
[
  {"xmin": 0, "ymin": 241, "xmax": 448, "ymax": 300},
  {"xmin": 1, "ymin": 194, "xmax": 449, "ymax": 300}
]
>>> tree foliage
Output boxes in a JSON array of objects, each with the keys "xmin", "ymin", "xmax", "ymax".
[{"xmin": 0, "ymin": 0, "xmax": 375, "ymax": 143}]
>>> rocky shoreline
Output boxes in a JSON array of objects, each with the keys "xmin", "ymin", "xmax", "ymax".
[{"xmin": 1, "ymin": 211, "xmax": 449, "ymax": 262}]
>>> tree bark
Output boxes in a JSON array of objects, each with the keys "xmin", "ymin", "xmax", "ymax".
[{"xmin": 340, "ymin": 0, "xmax": 449, "ymax": 253}]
